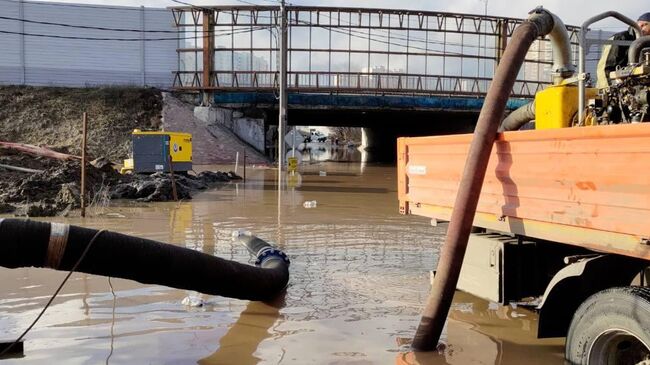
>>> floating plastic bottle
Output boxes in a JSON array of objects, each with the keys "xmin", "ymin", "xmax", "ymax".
[
  {"xmin": 303, "ymin": 200, "xmax": 317, "ymax": 208},
  {"xmin": 181, "ymin": 296, "xmax": 204, "ymax": 307}
]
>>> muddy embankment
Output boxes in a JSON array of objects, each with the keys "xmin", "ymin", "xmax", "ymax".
[{"xmin": 0, "ymin": 86, "xmax": 242, "ymax": 217}]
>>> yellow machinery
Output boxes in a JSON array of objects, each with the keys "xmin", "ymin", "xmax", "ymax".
[
  {"xmin": 534, "ymin": 84, "xmax": 600, "ymax": 129},
  {"xmin": 535, "ymin": 52, "xmax": 649, "ymax": 130},
  {"xmin": 121, "ymin": 130, "xmax": 192, "ymax": 174}
]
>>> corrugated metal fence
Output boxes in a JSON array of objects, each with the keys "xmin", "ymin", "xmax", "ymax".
[{"xmin": 0, "ymin": 0, "xmax": 175, "ymax": 87}]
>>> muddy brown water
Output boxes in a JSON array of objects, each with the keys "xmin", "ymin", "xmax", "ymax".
[{"xmin": 0, "ymin": 156, "xmax": 564, "ymax": 364}]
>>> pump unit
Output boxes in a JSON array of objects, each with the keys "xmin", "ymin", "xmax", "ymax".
[{"xmin": 121, "ymin": 130, "xmax": 192, "ymax": 174}]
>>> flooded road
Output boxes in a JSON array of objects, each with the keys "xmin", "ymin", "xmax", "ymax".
[{"xmin": 0, "ymin": 156, "xmax": 564, "ymax": 364}]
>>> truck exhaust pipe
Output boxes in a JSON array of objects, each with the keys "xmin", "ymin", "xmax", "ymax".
[
  {"xmin": 411, "ymin": 7, "xmax": 557, "ymax": 351},
  {"xmin": 0, "ymin": 219, "xmax": 290, "ymax": 302}
]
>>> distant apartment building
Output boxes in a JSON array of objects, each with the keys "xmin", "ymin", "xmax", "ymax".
[
  {"xmin": 522, "ymin": 30, "xmax": 614, "ymax": 84},
  {"xmin": 214, "ymin": 47, "xmax": 269, "ymax": 71}
]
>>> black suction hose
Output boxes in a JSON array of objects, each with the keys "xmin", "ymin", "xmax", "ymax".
[
  {"xmin": 411, "ymin": 7, "xmax": 555, "ymax": 351},
  {"xmin": 0, "ymin": 219, "xmax": 289, "ymax": 301}
]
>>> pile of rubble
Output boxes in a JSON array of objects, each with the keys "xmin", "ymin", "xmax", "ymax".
[{"xmin": 0, "ymin": 153, "xmax": 239, "ymax": 217}]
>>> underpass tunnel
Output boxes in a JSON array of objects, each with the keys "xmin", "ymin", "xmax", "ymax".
[{"xmin": 268, "ymin": 108, "xmax": 480, "ymax": 162}]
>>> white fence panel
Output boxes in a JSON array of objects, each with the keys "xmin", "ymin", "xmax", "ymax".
[{"xmin": 0, "ymin": 0, "xmax": 175, "ymax": 87}]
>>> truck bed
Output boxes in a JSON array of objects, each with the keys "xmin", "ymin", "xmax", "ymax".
[{"xmin": 397, "ymin": 123, "xmax": 650, "ymax": 260}]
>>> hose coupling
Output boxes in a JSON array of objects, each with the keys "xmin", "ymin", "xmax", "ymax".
[{"xmin": 255, "ymin": 247, "xmax": 290, "ymax": 267}]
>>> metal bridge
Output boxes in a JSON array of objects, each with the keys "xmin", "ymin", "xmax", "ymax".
[{"xmin": 170, "ymin": 5, "xmax": 580, "ymax": 100}]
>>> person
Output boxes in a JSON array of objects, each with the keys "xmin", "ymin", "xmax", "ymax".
[
  {"xmin": 266, "ymin": 126, "xmax": 278, "ymax": 161},
  {"xmin": 596, "ymin": 12, "xmax": 650, "ymax": 88}
]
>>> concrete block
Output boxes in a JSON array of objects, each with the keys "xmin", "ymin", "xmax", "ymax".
[
  {"xmin": 233, "ymin": 117, "xmax": 265, "ymax": 152},
  {"xmin": 193, "ymin": 106, "xmax": 217, "ymax": 126},
  {"xmin": 216, "ymin": 107, "xmax": 234, "ymax": 128}
]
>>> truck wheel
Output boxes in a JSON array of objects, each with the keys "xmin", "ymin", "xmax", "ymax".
[{"xmin": 566, "ymin": 287, "xmax": 650, "ymax": 365}]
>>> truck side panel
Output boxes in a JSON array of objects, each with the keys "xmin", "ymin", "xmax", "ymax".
[{"xmin": 398, "ymin": 123, "xmax": 650, "ymax": 260}]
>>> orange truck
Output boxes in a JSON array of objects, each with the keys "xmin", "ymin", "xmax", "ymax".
[{"xmin": 398, "ymin": 10, "xmax": 650, "ymax": 364}]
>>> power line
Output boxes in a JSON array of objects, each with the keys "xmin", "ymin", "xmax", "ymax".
[
  {"xmin": 0, "ymin": 14, "xmax": 274, "ymax": 36},
  {"xmin": 0, "ymin": 0, "xmax": 167, "ymax": 12},
  {"xmin": 169, "ymin": 0, "xmax": 210, "ymax": 11},
  {"xmin": 231, "ymin": 0, "xmax": 271, "ymax": 6},
  {"xmin": 0, "ymin": 26, "xmax": 271, "ymax": 42},
  {"xmin": 0, "ymin": 12, "xmax": 550, "ymax": 55},
  {"xmin": 0, "ymin": 15, "xmax": 178, "ymax": 33},
  {"xmin": 170, "ymin": 0, "xmax": 277, "ymax": 20},
  {"xmin": 323, "ymin": 22, "xmax": 492, "ymax": 54},
  {"xmin": 61, "ymin": 0, "xmax": 547, "ymax": 61},
  {"xmin": 310, "ymin": 12, "xmax": 519, "ymax": 53},
  {"xmin": 293, "ymin": 19, "xmax": 469, "ymax": 58}
]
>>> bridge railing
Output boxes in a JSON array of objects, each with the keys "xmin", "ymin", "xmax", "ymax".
[
  {"xmin": 173, "ymin": 70, "xmax": 547, "ymax": 98},
  {"xmin": 171, "ymin": 6, "xmax": 580, "ymax": 98}
]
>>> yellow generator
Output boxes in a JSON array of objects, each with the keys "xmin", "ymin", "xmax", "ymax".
[{"xmin": 121, "ymin": 130, "xmax": 192, "ymax": 174}]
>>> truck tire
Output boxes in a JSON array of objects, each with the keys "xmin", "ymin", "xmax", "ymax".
[{"xmin": 566, "ymin": 286, "xmax": 650, "ymax": 365}]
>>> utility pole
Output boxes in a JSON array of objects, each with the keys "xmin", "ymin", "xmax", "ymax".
[
  {"xmin": 478, "ymin": 0, "xmax": 488, "ymax": 79},
  {"xmin": 80, "ymin": 112, "xmax": 87, "ymax": 218},
  {"xmin": 278, "ymin": 0, "xmax": 288, "ymax": 180}
]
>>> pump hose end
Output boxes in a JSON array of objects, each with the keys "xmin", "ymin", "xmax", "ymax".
[{"xmin": 256, "ymin": 247, "xmax": 290, "ymax": 267}]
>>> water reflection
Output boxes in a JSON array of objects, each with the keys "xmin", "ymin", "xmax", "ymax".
[
  {"xmin": 396, "ymin": 290, "xmax": 565, "ymax": 365},
  {"xmin": 297, "ymin": 145, "xmax": 363, "ymax": 163},
  {"xmin": 199, "ymin": 296, "xmax": 286, "ymax": 365}
]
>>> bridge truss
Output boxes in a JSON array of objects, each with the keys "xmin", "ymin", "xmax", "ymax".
[{"xmin": 170, "ymin": 6, "xmax": 580, "ymax": 98}]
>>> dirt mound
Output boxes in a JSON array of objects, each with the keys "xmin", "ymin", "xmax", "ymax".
[
  {"xmin": 0, "ymin": 85, "xmax": 261, "ymax": 216},
  {"xmin": 0, "ymin": 154, "xmax": 240, "ymax": 217},
  {"xmin": 0, "ymin": 86, "xmax": 162, "ymax": 161}
]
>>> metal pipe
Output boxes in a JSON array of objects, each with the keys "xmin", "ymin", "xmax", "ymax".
[
  {"xmin": 578, "ymin": 12, "xmax": 642, "ymax": 124},
  {"xmin": 0, "ymin": 219, "xmax": 290, "ymax": 301},
  {"xmin": 411, "ymin": 7, "xmax": 555, "ymax": 351},
  {"xmin": 233, "ymin": 230, "xmax": 289, "ymax": 269},
  {"xmin": 628, "ymin": 35, "xmax": 650, "ymax": 65},
  {"xmin": 546, "ymin": 12, "xmax": 574, "ymax": 84},
  {"xmin": 0, "ymin": 163, "xmax": 43, "ymax": 174},
  {"xmin": 278, "ymin": 0, "xmax": 288, "ymax": 175}
]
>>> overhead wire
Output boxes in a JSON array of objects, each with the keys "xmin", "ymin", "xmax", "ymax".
[
  {"xmin": 0, "ymin": 0, "xmax": 167, "ymax": 12},
  {"xmin": 0, "ymin": 0, "xmax": 272, "ymax": 41},
  {"xmin": 312, "ymin": 11, "xmax": 502, "ymax": 52},
  {"xmin": 0, "ymin": 15, "xmax": 179, "ymax": 33},
  {"xmin": 0, "ymin": 0, "xmax": 564, "ymax": 66},
  {"xmin": 0, "ymin": 0, "xmax": 546, "ymax": 55},
  {"xmin": 0, "ymin": 26, "xmax": 271, "ymax": 41}
]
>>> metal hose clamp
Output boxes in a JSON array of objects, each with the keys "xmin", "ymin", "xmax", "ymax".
[{"xmin": 45, "ymin": 223, "xmax": 70, "ymax": 270}]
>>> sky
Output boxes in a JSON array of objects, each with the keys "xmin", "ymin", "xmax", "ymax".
[{"xmin": 32, "ymin": 0, "xmax": 647, "ymax": 30}]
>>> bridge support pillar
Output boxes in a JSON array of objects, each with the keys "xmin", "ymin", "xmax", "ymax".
[{"xmin": 201, "ymin": 9, "xmax": 214, "ymax": 106}]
